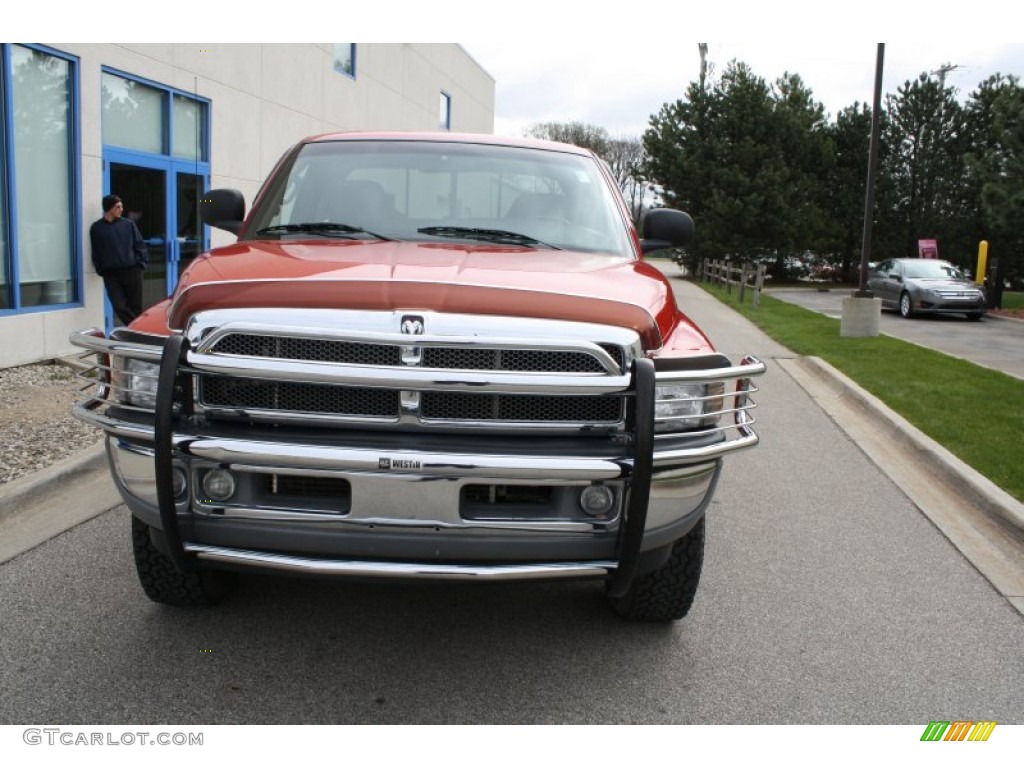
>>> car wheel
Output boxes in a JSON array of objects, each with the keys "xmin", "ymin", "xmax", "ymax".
[
  {"xmin": 607, "ymin": 518, "xmax": 704, "ymax": 622},
  {"xmin": 131, "ymin": 515, "xmax": 230, "ymax": 606},
  {"xmin": 899, "ymin": 292, "xmax": 914, "ymax": 318},
  {"xmin": 966, "ymin": 312, "xmax": 983, "ymax": 321}
]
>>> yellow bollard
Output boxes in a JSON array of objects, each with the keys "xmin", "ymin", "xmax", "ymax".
[{"xmin": 976, "ymin": 240, "xmax": 988, "ymax": 285}]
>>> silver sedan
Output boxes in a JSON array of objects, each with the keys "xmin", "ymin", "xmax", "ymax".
[{"xmin": 868, "ymin": 258, "xmax": 987, "ymax": 320}]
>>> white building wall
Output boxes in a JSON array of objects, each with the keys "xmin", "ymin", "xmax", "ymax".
[{"xmin": 1, "ymin": 43, "xmax": 495, "ymax": 368}]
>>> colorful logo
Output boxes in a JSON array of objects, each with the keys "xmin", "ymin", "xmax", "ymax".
[{"xmin": 920, "ymin": 721, "xmax": 997, "ymax": 742}]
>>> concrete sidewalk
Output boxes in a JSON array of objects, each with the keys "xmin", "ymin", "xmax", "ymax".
[{"xmin": 0, "ymin": 438, "xmax": 118, "ymax": 565}]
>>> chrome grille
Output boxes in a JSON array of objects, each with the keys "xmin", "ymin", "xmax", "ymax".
[
  {"xmin": 188, "ymin": 311, "xmax": 638, "ymax": 430},
  {"xmin": 935, "ymin": 290, "xmax": 982, "ymax": 300},
  {"xmin": 210, "ymin": 333, "xmax": 622, "ymax": 373},
  {"xmin": 201, "ymin": 376, "xmax": 622, "ymax": 425},
  {"xmin": 422, "ymin": 345, "xmax": 622, "ymax": 372},
  {"xmin": 211, "ymin": 334, "xmax": 400, "ymax": 365},
  {"xmin": 202, "ymin": 376, "xmax": 399, "ymax": 417},
  {"xmin": 421, "ymin": 392, "xmax": 622, "ymax": 423}
]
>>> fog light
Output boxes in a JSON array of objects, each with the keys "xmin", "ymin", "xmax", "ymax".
[
  {"xmin": 579, "ymin": 485, "xmax": 615, "ymax": 516},
  {"xmin": 171, "ymin": 467, "xmax": 188, "ymax": 500},
  {"xmin": 202, "ymin": 468, "xmax": 236, "ymax": 502}
]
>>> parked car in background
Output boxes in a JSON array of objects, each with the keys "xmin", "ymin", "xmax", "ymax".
[{"xmin": 868, "ymin": 258, "xmax": 987, "ymax": 320}]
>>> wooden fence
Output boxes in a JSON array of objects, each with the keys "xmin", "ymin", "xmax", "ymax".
[{"xmin": 701, "ymin": 259, "xmax": 767, "ymax": 308}]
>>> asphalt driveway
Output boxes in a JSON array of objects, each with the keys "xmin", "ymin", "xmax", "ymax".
[{"xmin": 766, "ymin": 287, "xmax": 1024, "ymax": 380}]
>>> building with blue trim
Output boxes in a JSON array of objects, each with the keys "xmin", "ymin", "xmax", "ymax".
[{"xmin": 0, "ymin": 43, "xmax": 495, "ymax": 368}]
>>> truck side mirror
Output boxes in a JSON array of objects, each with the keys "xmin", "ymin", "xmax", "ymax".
[
  {"xmin": 200, "ymin": 189, "xmax": 246, "ymax": 235},
  {"xmin": 640, "ymin": 209, "xmax": 694, "ymax": 254}
]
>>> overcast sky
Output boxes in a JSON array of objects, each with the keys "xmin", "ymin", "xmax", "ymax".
[
  {"xmin": 449, "ymin": 1, "xmax": 1024, "ymax": 139},
  {"xmin": 467, "ymin": 40, "xmax": 1024, "ymax": 139},
  {"xmin": 28, "ymin": 1, "xmax": 1024, "ymax": 143}
]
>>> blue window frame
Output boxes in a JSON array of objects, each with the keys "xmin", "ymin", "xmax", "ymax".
[
  {"xmin": 101, "ymin": 68, "xmax": 210, "ymax": 163},
  {"xmin": 0, "ymin": 44, "xmax": 81, "ymax": 315},
  {"xmin": 100, "ymin": 67, "xmax": 210, "ymax": 330}
]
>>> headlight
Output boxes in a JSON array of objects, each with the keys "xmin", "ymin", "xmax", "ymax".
[
  {"xmin": 654, "ymin": 381, "xmax": 724, "ymax": 433},
  {"xmin": 111, "ymin": 356, "xmax": 160, "ymax": 409}
]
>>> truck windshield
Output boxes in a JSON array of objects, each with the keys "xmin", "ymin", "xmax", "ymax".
[{"xmin": 244, "ymin": 140, "xmax": 634, "ymax": 257}]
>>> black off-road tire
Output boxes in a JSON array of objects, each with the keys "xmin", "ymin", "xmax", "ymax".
[
  {"xmin": 131, "ymin": 515, "xmax": 229, "ymax": 607},
  {"xmin": 607, "ymin": 518, "xmax": 705, "ymax": 622}
]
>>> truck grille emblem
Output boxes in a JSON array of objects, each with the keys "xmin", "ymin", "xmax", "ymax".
[{"xmin": 401, "ymin": 316, "xmax": 425, "ymax": 335}]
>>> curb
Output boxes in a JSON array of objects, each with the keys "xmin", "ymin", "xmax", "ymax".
[
  {"xmin": 0, "ymin": 439, "xmax": 107, "ymax": 524},
  {"xmin": 988, "ymin": 312, "xmax": 1024, "ymax": 324},
  {"xmin": 795, "ymin": 355, "xmax": 1024, "ymax": 535}
]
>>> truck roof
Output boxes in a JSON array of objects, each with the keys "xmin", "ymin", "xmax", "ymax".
[{"xmin": 304, "ymin": 130, "xmax": 594, "ymax": 156}]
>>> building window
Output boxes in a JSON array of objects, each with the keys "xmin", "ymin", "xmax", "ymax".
[
  {"xmin": 333, "ymin": 44, "xmax": 355, "ymax": 78},
  {"xmin": 101, "ymin": 72, "xmax": 164, "ymax": 154},
  {"xmin": 439, "ymin": 91, "xmax": 451, "ymax": 131},
  {"xmin": 172, "ymin": 94, "xmax": 207, "ymax": 161},
  {"xmin": 102, "ymin": 71, "xmax": 208, "ymax": 161},
  {"xmin": 0, "ymin": 44, "xmax": 79, "ymax": 311}
]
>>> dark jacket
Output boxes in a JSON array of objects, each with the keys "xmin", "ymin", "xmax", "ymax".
[{"xmin": 89, "ymin": 217, "xmax": 147, "ymax": 275}]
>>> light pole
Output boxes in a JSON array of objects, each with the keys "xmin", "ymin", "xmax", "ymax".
[
  {"xmin": 841, "ymin": 44, "xmax": 885, "ymax": 337},
  {"xmin": 856, "ymin": 43, "xmax": 886, "ymax": 297}
]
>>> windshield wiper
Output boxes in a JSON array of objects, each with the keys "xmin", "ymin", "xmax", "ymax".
[
  {"xmin": 417, "ymin": 226, "xmax": 562, "ymax": 250},
  {"xmin": 255, "ymin": 222, "xmax": 393, "ymax": 241}
]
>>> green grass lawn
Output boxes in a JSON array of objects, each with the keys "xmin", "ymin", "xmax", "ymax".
[
  {"xmin": 698, "ymin": 282, "xmax": 1024, "ymax": 502},
  {"xmin": 1002, "ymin": 291, "xmax": 1024, "ymax": 310}
]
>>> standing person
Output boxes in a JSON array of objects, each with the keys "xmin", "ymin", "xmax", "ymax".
[{"xmin": 89, "ymin": 194, "xmax": 148, "ymax": 325}]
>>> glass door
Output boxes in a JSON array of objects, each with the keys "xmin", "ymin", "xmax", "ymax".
[
  {"xmin": 109, "ymin": 162, "xmax": 168, "ymax": 313},
  {"xmin": 103, "ymin": 155, "xmax": 208, "ymax": 330},
  {"xmin": 174, "ymin": 171, "xmax": 204, "ymax": 281}
]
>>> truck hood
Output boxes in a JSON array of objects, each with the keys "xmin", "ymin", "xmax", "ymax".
[{"xmin": 152, "ymin": 239, "xmax": 712, "ymax": 353}]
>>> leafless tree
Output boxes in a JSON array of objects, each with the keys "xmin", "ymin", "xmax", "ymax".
[
  {"xmin": 604, "ymin": 136, "xmax": 649, "ymax": 223},
  {"xmin": 526, "ymin": 121, "xmax": 611, "ymax": 157},
  {"xmin": 527, "ymin": 122, "xmax": 652, "ymax": 224}
]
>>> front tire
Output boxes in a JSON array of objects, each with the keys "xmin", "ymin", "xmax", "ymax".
[
  {"xmin": 131, "ymin": 515, "xmax": 230, "ymax": 606},
  {"xmin": 966, "ymin": 312, "xmax": 983, "ymax": 321},
  {"xmin": 607, "ymin": 518, "xmax": 705, "ymax": 622},
  {"xmin": 899, "ymin": 292, "xmax": 914, "ymax": 318}
]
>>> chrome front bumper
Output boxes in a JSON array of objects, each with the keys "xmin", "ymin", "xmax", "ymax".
[
  {"xmin": 72, "ymin": 319, "xmax": 763, "ymax": 585},
  {"xmin": 106, "ymin": 435, "xmax": 719, "ymax": 582},
  {"xmin": 107, "ymin": 434, "xmax": 719, "ymax": 532}
]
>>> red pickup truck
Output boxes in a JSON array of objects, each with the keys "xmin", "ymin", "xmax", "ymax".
[{"xmin": 72, "ymin": 132, "xmax": 763, "ymax": 622}]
